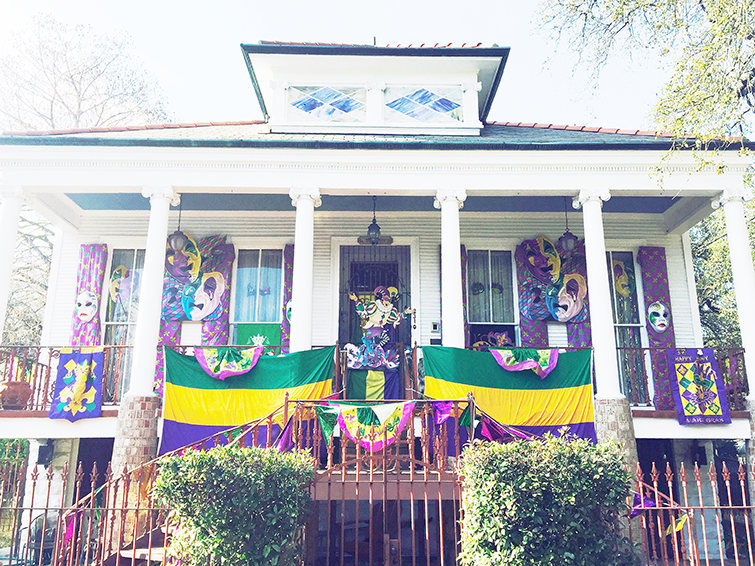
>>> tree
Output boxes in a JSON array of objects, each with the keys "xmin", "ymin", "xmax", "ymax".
[
  {"xmin": 0, "ymin": 16, "xmax": 170, "ymax": 345},
  {"xmin": 540, "ymin": 0, "xmax": 755, "ymax": 142},
  {"xmin": 0, "ymin": 15, "xmax": 169, "ymax": 132}
]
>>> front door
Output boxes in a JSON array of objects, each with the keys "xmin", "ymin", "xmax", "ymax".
[{"xmin": 338, "ymin": 246, "xmax": 412, "ymax": 347}]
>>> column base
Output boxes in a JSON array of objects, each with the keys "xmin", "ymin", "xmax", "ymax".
[
  {"xmin": 111, "ymin": 395, "xmax": 160, "ymax": 472},
  {"xmin": 594, "ymin": 397, "xmax": 638, "ymax": 470}
]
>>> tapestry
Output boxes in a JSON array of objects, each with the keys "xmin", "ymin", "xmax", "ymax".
[
  {"xmin": 199, "ymin": 237, "xmax": 235, "ymax": 345},
  {"xmin": 194, "ymin": 347, "xmax": 263, "ymax": 380},
  {"xmin": 279, "ymin": 244, "xmax": 294, "ymax": 353},
  {"xmin": 514, "ymin": 236, "xmax": 590, "ymax": 348},
  {"xmin": 346, "ymin": 369, "xmax": 401, "ymax": 400},
  {"xmin": 490, "ymin": 348, "xmax": 559, "ymax": 379},
  {"xmin": 423, "ymin": 346, "xmax": 596, "ymax": 441},
  {"xmin": 314, "ymin": 402, "xmax": 416, "ymax": 451},
  {"xmin": 638, "ymin": 247, "xmax": 675, "ymax": 410},
  {"xmin": 159, "ymin": 345, "xmax": 335, "ymax": 454},
  {"xmin": 49, "ymin": 348, "xmax": 104, "ymax": 422},
  {"xmin": 71, "ymin": 245, "xmax": 108, "ymax": 346},
  {"xmin": 666, "ymin": 348, "xmax": 731, "ymax": 425}
]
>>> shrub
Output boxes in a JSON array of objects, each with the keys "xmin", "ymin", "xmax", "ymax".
[
  {"xmin": 153, "ymin": 446, "xmax": 314, "ymax": 566},
  {"xmin": 459, "ymin": 435, "xmax": 639, "ymax": 566}
]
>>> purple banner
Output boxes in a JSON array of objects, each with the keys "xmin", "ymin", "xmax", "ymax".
[
  {"xmin": 666, "ymin": 348, "xmax": 731, "ymax": 425},
  {"xmin": 280, "ymin": 244, "xmax": 294, "ymax": 353},
  {"xmin": 49, "ymin": 349, "xmax": 104, "ymax": 422},
  {"xmin": 71, "ymin": 245, "xmax": 108, "ymax": 346}
]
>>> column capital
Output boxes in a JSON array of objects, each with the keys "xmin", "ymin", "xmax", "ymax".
[
  {"xmin": 141, "ymin": 185, "xmax": 179, "ymax": 206},
  {"xmin": 573, "ymin": 188, "xmax": 610, "ymax": 209},
  {"xmin": 711, "ymin": 187, "xmax": 754, "ymax": 209},
  {"xmin": 433, "ymin": 188, "xmax": 467, "ymax": 210},
  {"xmin": 0, "ymin": 185, "xmax": 24, "ymax": 200},
  {"xmin": 290, "ymin": 187, "xmax": 322, "ymax": 208}
]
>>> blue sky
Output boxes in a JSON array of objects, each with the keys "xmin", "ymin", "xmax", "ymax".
[{"xmin": 0, "ymin": 0, "xmax": 671, "ymax": 129}]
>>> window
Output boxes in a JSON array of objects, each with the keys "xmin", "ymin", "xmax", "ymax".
[
  {"xmin": 466, "ymin": 250, "xmax": 516, "ymax": 346},
  {"xmin": 104, "ymin": 248, "xmax": 145, "ymax": 397},
  {"xmin": 232, "ymin": 249, "xmax": 284, "ymax": 347},
  {"xmin": 606, "ymin": 251, "xmax": 647, "ymax": 403}
]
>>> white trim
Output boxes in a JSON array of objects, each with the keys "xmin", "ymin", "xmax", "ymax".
[
  {"xmin": 633, "ymin": 417, "xmax": 751, "ymax": 439},
  {"xmin": 682, "ymin": 230, "xmax": 704, "ymax": 347}
]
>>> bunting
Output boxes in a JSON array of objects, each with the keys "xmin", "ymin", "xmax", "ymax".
[{"xmin": 314, "ymin": 401, "xmax": 416, "ymax": 451}]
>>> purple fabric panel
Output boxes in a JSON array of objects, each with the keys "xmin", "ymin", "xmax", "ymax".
[
  {"xmin": 461, "ymin": 245, "xmax": 470, "ymax": 348},
  {"xmin": 201, "ymin": 240, "xmax": 235, "ymax": 343},
  {"xmin": 515, "ymin": 422, "xmax": 597, "ymax": 443},
  {"xmin": 154, "ymin": 321, "xmax": 181, "ymax": 398},
  {"xmin": 159, "ymin": 420, "xmax": 282, "ymax": 455},
  {"xmin": 280, "ymin": 244, "xmax": 294, "ymax": 353},
  {"xmin": 514, "ymin": 242, "xmax": 549, "ymax": 348},
  {"xmin": 638, "ymin": 247, "xmax": 676, "ymax": 410},
  {"xmin": 71, "ymin": 244, "xmax": 108, "ymax": 346},
  {"xmin": 563, "ymin": 242, "xmax": 592, "ymax": 348},
  {"xmin": 667, "ymin": 348, "xmax": 731, "ymax": 425}
]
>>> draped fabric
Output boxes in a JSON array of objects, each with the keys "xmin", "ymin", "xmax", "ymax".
[
  {"xmin": 154, "ymin": 321, "xmax": 181, "ymax": 397},
  {"xmin": 280, "ymin": 244, "xmax": 295, "ymax": 353},
  {"xmin": 346, "ymin": 370, "xmax": 401, "ymax": 400},
  {"xmin": 563, "ymin": 242, "xmax": 592, "ymax": 348},
  {"xmin": 49, "ymin": 348, "xmax": 104, "ymax": 422},
  {"xmin": 314, "ymin": 401, "xmax": 416, "ymax": 451},
  {"xmin": 637, "ymin": 247, "xmax": 676, "ymax": 410},
  {"xmin": 423, "ymin": 346, "xmax": 596, "ymax": 441},
  {"xmin": 71, "ymin": 245, "xmax": 108, "ymax": 346},
  {"xmin": 514, "ymin": 244, "xmax": 549, "ymax": 348},
  {"xmin": 200, "ymin": 239, "xmax": 235, "ymax": 345},
  {"xmin": 159, "ymin": 345, "xmax": 335, "ymax": 454},
  {"xmin": 194, "ymin": 346, "xmax": 263, "ymax": 380},
  {"xmin": 490, "ymin": 348, "xmax": 559, "ymax": 379},
  {"xmin": 667, "ymin": 348, "xmax": 731, "ymax": 425}
]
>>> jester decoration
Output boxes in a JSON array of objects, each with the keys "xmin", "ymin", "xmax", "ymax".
[
  {"xmin": 346, "ymin": 286, "xmax": 415, "ymax": 370},
  {"xmin": 516, "ymin": 235, "xmax": 589, "ymax": 325}
]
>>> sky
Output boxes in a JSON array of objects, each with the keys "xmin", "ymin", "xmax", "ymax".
[{"xmin": 0, "ymin": 0, "xmax": 672, "ymax": 130}]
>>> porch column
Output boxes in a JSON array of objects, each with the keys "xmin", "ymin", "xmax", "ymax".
[
  {"xmin": 289, "ymin": 188, "xmax": 321, "ymax": 352},
  {"xmin": 0, "ymin": 186, "xmax": 24, "ymax": 339},
  {"xmin": 111, "ymin": 186, "xmax": 176, "ymax": 471},
  {"xmin": 574, "ymin": 189, "xmax": 637, "ymax": 464},
  {"xmin": 435, "ymin": 188, "xmax": 466, "ymax": 348},
  {"xmin": 712, "ymin": 188, "xmax": 755, "ymax": 394}
]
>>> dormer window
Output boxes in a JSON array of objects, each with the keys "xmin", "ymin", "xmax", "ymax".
[
  {"xmin": 288, "ymin": 86, "xmax": 366, "ymax": 122},
  {"xmin": 384, "ymin": 86, "xmax": 463, "ymax": 123}
]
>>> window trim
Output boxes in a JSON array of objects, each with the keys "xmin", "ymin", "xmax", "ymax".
[{"xmin": 229, "ymin": 244, "xmax": 287, "ymax": 327}]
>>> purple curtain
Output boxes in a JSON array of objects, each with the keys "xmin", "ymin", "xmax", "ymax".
[
  {"xmin": 279, "ymin": 244, "xmax": 294, "ymax": 353},
  {"xmin": 638, "ymin": 247, "xmax": 676, "ymax": 410},
  {"xmin": 514, "ymin": 243, "xmax": 548, "ymax": 348},
  {"xmin": 154, "ymin": 321, "xmax": 181, "ymax": 397},
  {"xmin": 563, "ymin": 241, "xmax": 592, "ymax": 348},
  {"xmin": 200, "ymin": 238, "xmax": 235, "ymax": 345},
  {"xmin": 71, "ymin": 244, "xmax": 108, "ymax": 346}
]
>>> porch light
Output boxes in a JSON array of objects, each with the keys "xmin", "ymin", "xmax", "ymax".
[
  {"xmin": 558, "ymin": 196, "xmax": 577, "ymax": 257},
  {"xmin": 168, "ymin": 195, "xmax": 188, "ymax": 252},
  {"xmin": 367, "ymin": 195, "xmax": 381, "ymax": 245}
]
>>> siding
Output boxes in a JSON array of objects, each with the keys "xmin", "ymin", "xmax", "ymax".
[{"xmin": 45, "ymin": 209, "xmax": 698, "ymax": 349}]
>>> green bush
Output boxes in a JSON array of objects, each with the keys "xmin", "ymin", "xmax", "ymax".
[
  {"xmin": 153, "ymin": 446, "xmax": 314, "ymax": 566},
  {"xmin": 459, "ymin": 435, "xmax": 639, "ymax": 566}
]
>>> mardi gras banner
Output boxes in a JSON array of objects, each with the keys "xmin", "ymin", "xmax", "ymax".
[
  {"xmin": 314, "ymin": 401, "xmax": 416, "ymax": 451},
  {"xmin": 160, "ymin": 345, "xmax": 335, "ymax": 454},
  {"xmin": 49, "ymin": 348, "xmax": 104, "ymax": 422},
  {"xmin": 346, "ymin": 369, "xmax": 401, "ymax": 400},
  {"xmin": 423, "ymin": 346, "xmax": 595, "ymax": 441},
  {"xmin": 666, "ymin": 348, "xmax": 731, "ymax": 425}
]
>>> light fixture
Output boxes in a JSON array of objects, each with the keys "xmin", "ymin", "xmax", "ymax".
[
  {"xmin": 167, "ymin": 195, "xmax": 188, "ymax": 252},
  {"xmin": 558, "ymin": 196, "xmax": 578, "ymax": 257},
  {"xmin": 367, "ymin": 195, "xmax": 381, "ymax": 245}
]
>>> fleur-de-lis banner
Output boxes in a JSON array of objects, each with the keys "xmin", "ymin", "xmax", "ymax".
[
  {"xmin": 49, "ymin": 348, "xmax": 104, "ymax": 422},
  {"xmin": 666, "ymin": 348, "xmax": 731, "ymax": 425}
]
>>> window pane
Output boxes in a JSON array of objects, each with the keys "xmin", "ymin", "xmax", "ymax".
[
  {"xmin": 235, "ymin": 250, "xmax": 260, "ymax": 322},
  {"xmin": 467, "ymin": 250, "xmax": 490, "ymax": 323},
  {"xmin": 107, "ymin": 249, "xmax": 135, "ymax": 323},
  {"xmin": 610, "ymin": 252, "xmax": 640, "ymax": 324},
  {"xmin": 490, "ymin": 251, "xmax": 514, "ymax": 323},
  {"xmin": 258, "ymin": 250, "xmax": 283, "ymax": 322},
  {"xmin": 128, "ymin": 250, "xmax": 146, "ymax": 322},
  {"xmin": 615, "ymin": 326, "xmax": 647, "ymax": 403}
]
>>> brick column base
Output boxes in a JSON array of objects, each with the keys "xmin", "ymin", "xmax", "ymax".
[
  {"xmin": 111, "ymin": 395, "xmax": 160, "ymax": 472},
  {"xmin": 594, "ymin": 397, "xmax": 638, "ymax": 471}
]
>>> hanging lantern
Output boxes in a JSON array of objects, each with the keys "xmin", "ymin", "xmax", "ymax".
[
  {"xmin": 558, "ymin": 196, "xmax": 577, "ymax": 257},
  {"xmin": 168, "ymin": 195, "xmax": 188, "ymax": 252},
  {"xmin": 367, "ymin": 196, "xmax": 381, "ymax": 245}
]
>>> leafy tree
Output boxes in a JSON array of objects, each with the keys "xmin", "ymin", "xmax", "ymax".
[{"xmin": 540, "ymin": 0, "xmax": 755, "ymax": 141}]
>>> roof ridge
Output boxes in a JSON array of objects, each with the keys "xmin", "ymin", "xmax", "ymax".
[
  {"xmin": 486, "ymin": 121, "xmax": 675, "ymax": 138},
  {"xmin": 2, "ymin": 120, "xmax": 266, "ymax": 137}
]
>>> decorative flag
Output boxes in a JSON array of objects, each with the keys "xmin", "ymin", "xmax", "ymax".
[
  {"xmin": 667, "ymin": 348, "xmax": 731, "ymax": 425},
  {"xmin": 423, "ymin": 346, "xmax": 596, "ymax": 442},
  {"xmin": 490, "ymin": 348, "xmax": 559, "ymax": 379},
  {"xmin": 630, "ymin": 492, "xmax": 657, "ymax": 519},
  {"xmin": 346, "ymin": 369, "xmax": 401, "ymax": 400},
  {"xmin": 159, "ymin": 346, "xmax": 335, "ymax": 454},
  {"xmin": 49, "ymin": 348, "xmax": 104, "ymax": 422},
  {"xmin": 194, "ymin": 347, "xmax": 263, "ymax": 380},
  {"xmin": 337, "ymin": 402, "xmax": 416, "ymax": 451},
  {"xmin": 274, "ymin": 417, "xmax": 295, "ymax": 453},
  {"xmin": 664, "ymin": 513, "xmax": 688, "ymax": 536}
]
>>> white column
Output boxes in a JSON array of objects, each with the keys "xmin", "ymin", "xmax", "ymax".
[
  {"xmin": 574, "ymin": 188, "xmax": 623, "ymax": 399},
  {"xmin": 127, "ymin": 186, "xmax": 177, "ymax": 397},
  {"xmin": 712, "ymin": 188, "xmax": 755, "ymax": 396},
  {"xmin": 289, "ymin": 188, "xmax": 321, "ymax": 352},
  {"xmin": 0, "ymin": 186, "xmax": 25, "ymax": 339},
  {"xmin": 435, "ymin": 188, "xmax": 467, "ymax": 348}
]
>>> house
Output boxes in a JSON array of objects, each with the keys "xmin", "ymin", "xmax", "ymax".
[{"xmin": 0, "ymin": 41, "xmax": 754, "ymax": 563}]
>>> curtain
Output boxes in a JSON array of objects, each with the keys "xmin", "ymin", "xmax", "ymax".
[{"xmin": 71, "ymin": 244, "xmax": 108, "ymax": 346}]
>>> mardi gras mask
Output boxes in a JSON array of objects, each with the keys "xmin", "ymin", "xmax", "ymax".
[
  {"xmin": 545, "ymin": 274, "xmax": 587, "ymax": 323},
  {"xmin": 648, "ymin": 301, "xmax": 670, "ymax": 333},
  {"xmin": 165, "ymin": 234, "xmax": 201, "ymax": 284},
  {"xmin": 612, "ymin": 260, "xmax": 635, "ymax": 298},
  {"xmin": 518, "ymin": 236, "xmax": 561, "ymax": 285},
  {"xmin": 75, "ymin": 291, "xmax": 98, "ymax": 323},
  {"xmin": 182, "ymin": 271, "xmax": 226, "ymax": 321}
]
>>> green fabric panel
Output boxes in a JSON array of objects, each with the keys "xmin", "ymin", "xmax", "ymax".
[
  {"xmin": 423, "ymin": 346, "xmax": 592, "ymax": 390},
  {"xmin": 356, "ymin": 407, "xmax": 380, "ymax": 425},
  {"xmin": 315, "ymin": 405, "xmax": 339, "ymax": 443},
  {"xmin": 236, "ymin": 323, "xmax": 282, "ymax": 347},
  {"xmin": 346, "ymin": 370, "xmax": 368, "ymax": 399},
  {"xmin": 164, "ymin": 345, "xmax": 335, "ymax": 390}
]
